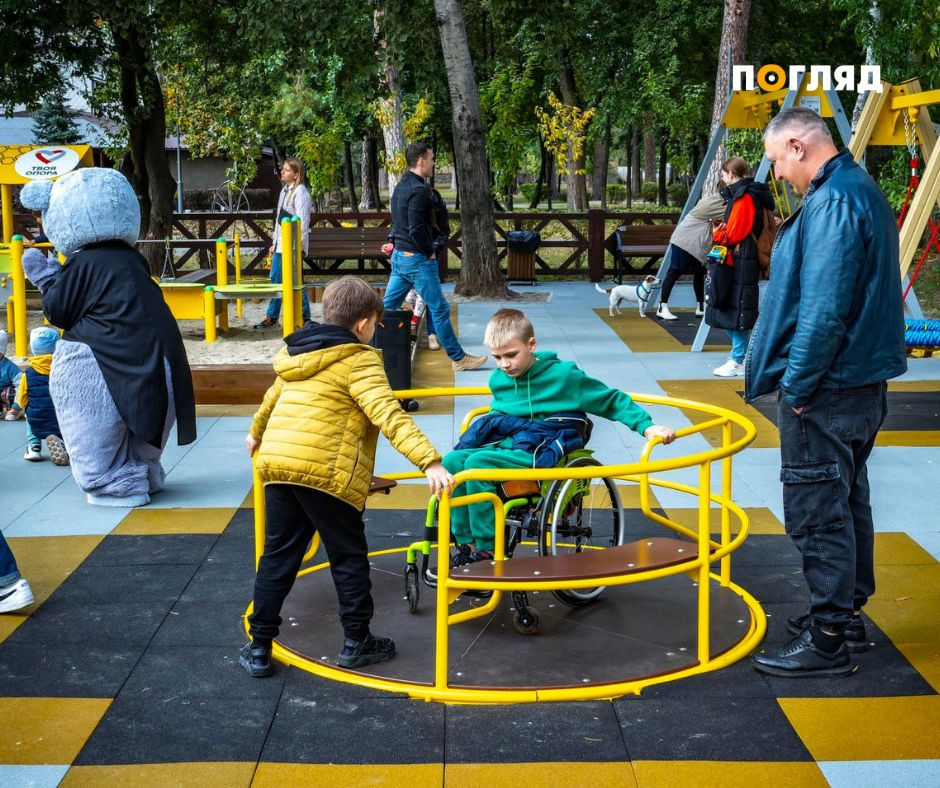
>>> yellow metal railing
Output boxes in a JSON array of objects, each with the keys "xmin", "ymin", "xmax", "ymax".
[{"xmin": 248, "ymin": 386, "xmax": 763, "ymax": 703}]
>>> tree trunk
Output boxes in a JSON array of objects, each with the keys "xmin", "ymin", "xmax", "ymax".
[
  {"xmin": 591, "ymin": 120, "xmax": 610, "ymax": 207},
  {"xmin": 374, "ymin": 8, "xmax": 407, "ymax": 194},
  {"xmin": 344, "ymin": 141, "xmax": 359, "ymax": 213},
  {"xmin": 111, "ymin": 23, "xmax": 176, "ymax": 276},
  {"xmin": 852, "ymin": 3, "xmax": 880, "ymax": 129},
  {"xmin": 529, "ymin": 141, "xmax": 546, "ymax": 209},
  {"xmin": 631, "ymin": 127, "xmax": 642, "ymax": 196},
  {"xmin": 559, "ymin": 65, "xmax": 589, "ymax": 211},
  {"xmin": 643, "ymin": 119, "xmax": 656, "ymax": 185},
  {"xmin": 359, "ymin": 134, "xmax": 383, "ymax": 210},
  {"xmin": 434, "ymin": 0, "xmax": 505, "ymax": 297},
  {"xmin": 658, "ymin": 134, "xmax": 668, "ymax": 206},
  {"xmin": 705, "ymin": 0, "xmax": 753, "ymax": 193}
]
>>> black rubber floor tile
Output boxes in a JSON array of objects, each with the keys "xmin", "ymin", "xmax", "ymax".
[
  {"xmin": 260, "ymin": 696, "xmax": 443, "ymax": 764},
  {"xmin": 83, "ymin": 534, "xmax": 219, "ymax": 566},
  {"xmin": 362, "ymin": 509, "xmax": 427, "ymax": 540},
  {"xmin": 179, "ymin": 561, "xmax": 255, "ymax": 603},
  {"xmin": 151, "ymin": 600, "xmax": 248, "ymax": 647},
  {"xmin": 121, "ymin": 646, "xmax": 286, "ymax": 700},
  {"xmin": 0, "ymin": 641, "xmax": 143, "ymax": 697},
  {"xmin": 52, "ymin": 563, "xmax": 200, "ymax": 603},
  {"xmin": 613, "ymin": 696, "xmax": 812, "ymax": 761},
  {"xmin": 731, "ymin": 563, "xmax": 809, "ymax": 603},
  {"xmin": 639, "ymin": 654, "xmax": 776, "ymax": 699},
  {"xmin": 75, "ymin": 693, "xmax": 279, "ymax": 765},
  {"xmin": 445, "ymin": 702, "xmax": 627, "ymax": 763},
  {"xmin": 730, "ymin": 535, "xmax": 803, "ymax": 566},
  {"xmin": 3, "ymin": 598, "xmax": 172, "ymax": 646},
  {"xmin": 655, "ymin": 317, "xmax": 730, "ymax": 347},
  {"xmin": 202, "ymin": 536, "xmax": 256, "ymax": 569},
  {"xmin": 755, "ymin": 604, "xmax": 936, "ymax": 698},
  {"xmin": 279, "ymin": 663, "xmax": 404, "ymax": 702}
]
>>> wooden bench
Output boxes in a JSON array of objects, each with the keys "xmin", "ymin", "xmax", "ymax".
[
  {"xmin": 614, "ymin": 223, "xmax": 676, "ymax": 282},
  {"xmin": 307, "ymin": 226, "xmax": 390, "ymax": 264},
  {"xmin": 457, "ymin": 537, "xmax": 699, "ymax": 584}
]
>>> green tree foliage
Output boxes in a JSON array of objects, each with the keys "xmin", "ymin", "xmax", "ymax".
[{"xmin": 31, "ymin": 83, "xmax": 82, "ymax": 145}]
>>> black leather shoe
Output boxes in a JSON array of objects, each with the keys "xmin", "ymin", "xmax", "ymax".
[
  {"xmin": 239, "ymin": 641, "xmax": 274, "ymax": 678},
  {"xmin": 337, "ymin": 634, "xmax": 396, "ymax": 668},
  {"xmin": 752, "ymin": 629, "xmax": 857, "ymax": 677},
  {"xmin": 787, "ymin": 613, "xmax": 870, "ymax": 653}
]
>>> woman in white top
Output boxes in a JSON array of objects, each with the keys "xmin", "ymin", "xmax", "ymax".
[{"xmin": 256, "ymin": 158, "xmax": 313, "ymax": 328}]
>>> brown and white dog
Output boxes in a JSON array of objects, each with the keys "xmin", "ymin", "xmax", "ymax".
[{"xmin": 595, "ymin": 276, "xmax": 659, "ymax": 317}]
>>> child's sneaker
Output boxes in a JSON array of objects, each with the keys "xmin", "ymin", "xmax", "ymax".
[
  {"xmin": 427, "ymin": 334, "xmax": 441, "ymax": 351},
  {"xmin": 467, "ymin": 549, "xmax": 494, "ymax": 564},
  {"xmin": 0, "ymin": 578, "xmax": 34, "ymax": 613},
  {"xmin": 713, "ymin": 358, "xmax": 744, "ymax": 377},
  {"xmin": 239, "ymin": 641, "xmax": 274, "ymax": 677},
  {"xmin": 4, "ymin": 408, "xmax": 24, "ymax": 421},
  {"xmin": 23, "ymin": 443, "xmax": 42, "ymax": 462},
  {"xmin": 450, "ymin": 543, "xmax": 473, "ymax": 568},
  {"xmin": 337, "ymin": 634, "xmax": 395, "ymax": 668},
  {"xmin": 46, "ymin": 435, "xmax": 69, "ymax": 466}
]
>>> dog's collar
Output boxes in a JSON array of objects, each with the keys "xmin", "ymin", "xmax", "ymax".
[{"xmin": 635, "ymin": 282, "xmax": 652, "ymax": 302}]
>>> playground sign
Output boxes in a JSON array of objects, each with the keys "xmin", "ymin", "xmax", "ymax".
[{"xmin": 0, "ymin": 144, "xmax": 93, "ymax": 185}]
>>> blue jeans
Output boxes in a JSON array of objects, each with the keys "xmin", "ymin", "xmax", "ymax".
[
  {"xmin": 384, "ymin": 251, "xmax": 464, "ymax": 360},
  {"xmin": 0, "ymin": 531, "xmax": 20, "ymax": 586},
  {"xmin": 265, "ymin": 252, "xmax": 311, "ymax": 322},
  {"xmin": 727, "ymin": 329, "xmax": 751, "ymax": 364},
  {"xmin": 777, "ymin": 382, "xmax": 886, "ymax": 631}
]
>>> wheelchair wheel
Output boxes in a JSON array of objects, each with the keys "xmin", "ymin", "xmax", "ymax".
[
  {"xmin": 405, "ymin": 564, "xmax": 420, "ymax": 613},
  {"xmin": 513, "ymin": 605, "xmax": 541, "ymax": 635},
  {"xmin": 537, "ymin": 456, "xmax": 625, "ymax": 606}
]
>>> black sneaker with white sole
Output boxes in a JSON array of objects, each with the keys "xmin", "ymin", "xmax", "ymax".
[
  {"xmin": 337, "ymin": 634, "xmax": 395, "ymax": 668},
  {"xmin": 239, "ymin": 641, "xmax": 275, "ymax": 677}
]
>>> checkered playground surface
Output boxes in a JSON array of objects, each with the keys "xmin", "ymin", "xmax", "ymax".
[{"xmin": 1, "ymin": 282, "xmax": 938, "ymax": 786}]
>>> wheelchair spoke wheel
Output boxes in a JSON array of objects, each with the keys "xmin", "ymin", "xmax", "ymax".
[
  {"xmin": 537, "ymin": 456, "xmax": 624, "ymax": 606},
  {"xmin": 405, "ymin": 564, "xmax": 420, "ymax": 613}
]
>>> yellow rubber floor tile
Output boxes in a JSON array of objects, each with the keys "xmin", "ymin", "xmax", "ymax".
[
  {"xmin": 0, "ymin": 698, "xmax": 111, "ymax": 764},
  {"xmin": 594, "ymin": 309, "xmax": 729, "ymax": 353},
  {"xmin": 367, "ymin": 483, "xmax": 436, "ymax": 510},
  {"xmin": 865, "ymin": 597, "xmax": 940, "ymax": 642},
  {"xmin": 875, "ymin": 430, "xmax": 940, "ymax": 447},
  {"xmin": 892, "ymin": 642, "xmax": 940, "ymax": 693},
  {"xmin": 874, "ymin": 563, "xmax": 940, "ymax": 599},
  {"xmin": 112, "ymin": 508, "xmax": 236, "ymax": 535},
  {"xmin": 632, "ymin": 760, "xmax": 827, "ymax": 787},
  {"xmin": 778, "ymin": 696, "xmax": 940, "ymax": 761},
  {"xmin": 873, "ymin": 532, "xmax": 937, "ymax": 565},
  {"xmin": 253, "ymin": 763, "xmax": 442, "ymax": 787},
  {"xmin": 663, "ymin": 507, "xmax": 784, "ymax": 536},
  {"xmin": 445, "ymin": 762, "xmax": 636, "ymax": 788},
  {"xmin": 62, "ymin": 762, "xmax": 255, "ymax": 788},
  {"xmin": 0, "ymin": 536, "xmax": 103, "ymax": 644},
  {"xmin": 658, "ymin": 379, "xmax": 780, "ymax": 448}
]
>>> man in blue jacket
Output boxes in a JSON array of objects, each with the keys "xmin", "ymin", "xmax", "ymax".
[{"xmin": 747, "ymin": 108, "xmax": 907, "ymax": 677}]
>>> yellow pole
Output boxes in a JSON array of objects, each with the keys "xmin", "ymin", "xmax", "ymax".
[
  {"xmin": 11, "ymin": 236, "xmax": 28, "ymax": 358},
  {"xmin": 253, "ymin": 458, "xmax": 265, "ymax": 571},
  {"xmin": 215, "ymin": 238, "xmax": 229, "ymax": 333},
  {"xmin": 6, "ymin": 301, "xmax": 12, "ymax": 335},
  {"xmin": 280, "ymin": 218, "xmax": 295, "ymax": 338},
  {"xmin": 234, "ymin": 233, "xmax": 243, "ymax": 318},
  {"xmin": 292, "ymin": 217, "xmax": 303, "ymax": 327},
  {"xmin": 204, "ymin": 287, "xmax": 217, "ymax": 343},
  {"xmin": 435, "ymin": 491, "xmax": 452, "ymax": 691},
  {"xmin": 697, "ymin": 461, "xmax": 711, "ymax": 665},
  {"xmin": 720, "ymin": 421, "xmax": 733, "ymax": 587},
  {"xmin": 1, "ymin": 184, "xmax": 14, "ymax": 243}
]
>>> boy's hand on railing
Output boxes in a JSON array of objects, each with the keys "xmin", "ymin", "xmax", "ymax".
[
  {"xmin": 644, "ymin": 424, "xmax": 677, "ymax": 445},
  {"xmin": 244, "ymin": 434, "xmax": 260, "ymax": 457},
  {"xmin": 425, "ymin": 462, "xmax": 456, "ymax": 499}
]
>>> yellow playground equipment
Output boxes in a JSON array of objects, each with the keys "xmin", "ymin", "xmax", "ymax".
[
  {"xmin": 159, "ymin": 217, "xmax": 306, "ymax": 342},
  {"xmin": 245, "ymin": 388, "xmax": 763, "ymax": 704}
]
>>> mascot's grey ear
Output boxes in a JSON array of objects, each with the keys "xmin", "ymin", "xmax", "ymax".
[{"xmin": 20, "ymin": 180, "xmax": 54, "ymax": 213}]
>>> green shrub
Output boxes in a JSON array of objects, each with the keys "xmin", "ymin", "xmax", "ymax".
[
  {"xmin": 519, "ymin": 182, "xmax": 537, "ymax": 202},
  {"xmin": 606, "ymin": 184, "xmax": 626, "ymax": 203},
  {"xmin": 667, "ymin": 182, "xmax": 689, "ymax": 207},
  {"xmin": 640, "ymin": 181, "xmax": 658, "ymax": 201}
]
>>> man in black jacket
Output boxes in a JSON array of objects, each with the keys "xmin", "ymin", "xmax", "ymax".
[
  {"xmin": 748, "ymin": 108, "xmax": 906, "ymax": 678},
  {"xmin": 382, "ymin": 142, "xmax": 486, "ymax": 372}
]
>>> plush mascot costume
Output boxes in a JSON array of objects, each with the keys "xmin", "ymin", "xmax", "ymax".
[{"xmin": 20, "ymin": 168, "xmax": 196, "ymax": 507}]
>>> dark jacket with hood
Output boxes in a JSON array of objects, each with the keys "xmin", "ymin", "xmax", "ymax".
[{"xmin": 455, "ymin": 411, "xmax": 593, "ymax": 468}]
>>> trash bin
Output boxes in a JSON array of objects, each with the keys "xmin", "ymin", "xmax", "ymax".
[
  {"xmin": 506, "ymin": 230, "xmax": 541, "ymax": 283},
  {"xmin": 372, "ymin": 308, "xmax": 419, "ymax": 411}
]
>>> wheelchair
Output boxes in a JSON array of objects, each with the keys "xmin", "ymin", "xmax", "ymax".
[{"xmin": 404, "ymin": 449, "xmax": 626, "ymax": 634}]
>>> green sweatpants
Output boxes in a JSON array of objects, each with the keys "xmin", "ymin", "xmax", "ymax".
[{"xmin": 441, "ymin": 447, "xmax": 535, "ymax": 551}]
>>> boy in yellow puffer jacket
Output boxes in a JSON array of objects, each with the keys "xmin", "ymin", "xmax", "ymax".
[{"xmin": 241, "ymin": 276, "xmax": 454, "ymax": 677}]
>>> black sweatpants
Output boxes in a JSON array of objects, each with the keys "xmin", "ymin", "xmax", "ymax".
[{"xmin": 248, "ymin": 484, "xmax": 374, "ymax": 644}]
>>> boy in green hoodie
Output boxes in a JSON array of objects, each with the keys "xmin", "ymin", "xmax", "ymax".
[{"xmin": 443, "ymin": 308, "xmax": 676, "ymax": 566}]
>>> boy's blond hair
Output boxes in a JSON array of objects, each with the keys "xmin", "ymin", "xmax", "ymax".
[
  {"xmin": 484, "ymin": 308, "xmax": 535, "ymax": 348},
  {"xmin": 322, "ymin": 276, "xmax": 384, "ymax": 328}
]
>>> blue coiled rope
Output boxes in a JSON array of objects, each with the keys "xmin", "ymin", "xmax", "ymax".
[{"xmin": 905, "ymin": 319, "xmax": 940, "ymax": 348}]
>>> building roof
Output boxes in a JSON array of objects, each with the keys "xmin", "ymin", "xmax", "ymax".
[{"xmin": 0, "ymin": 111, "xmax": 114, "ymax": 147}]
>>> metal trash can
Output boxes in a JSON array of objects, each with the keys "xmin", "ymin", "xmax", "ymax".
[{"xmin": 506, "ymin": 230, "xmax": 541, "ymax": 283}]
